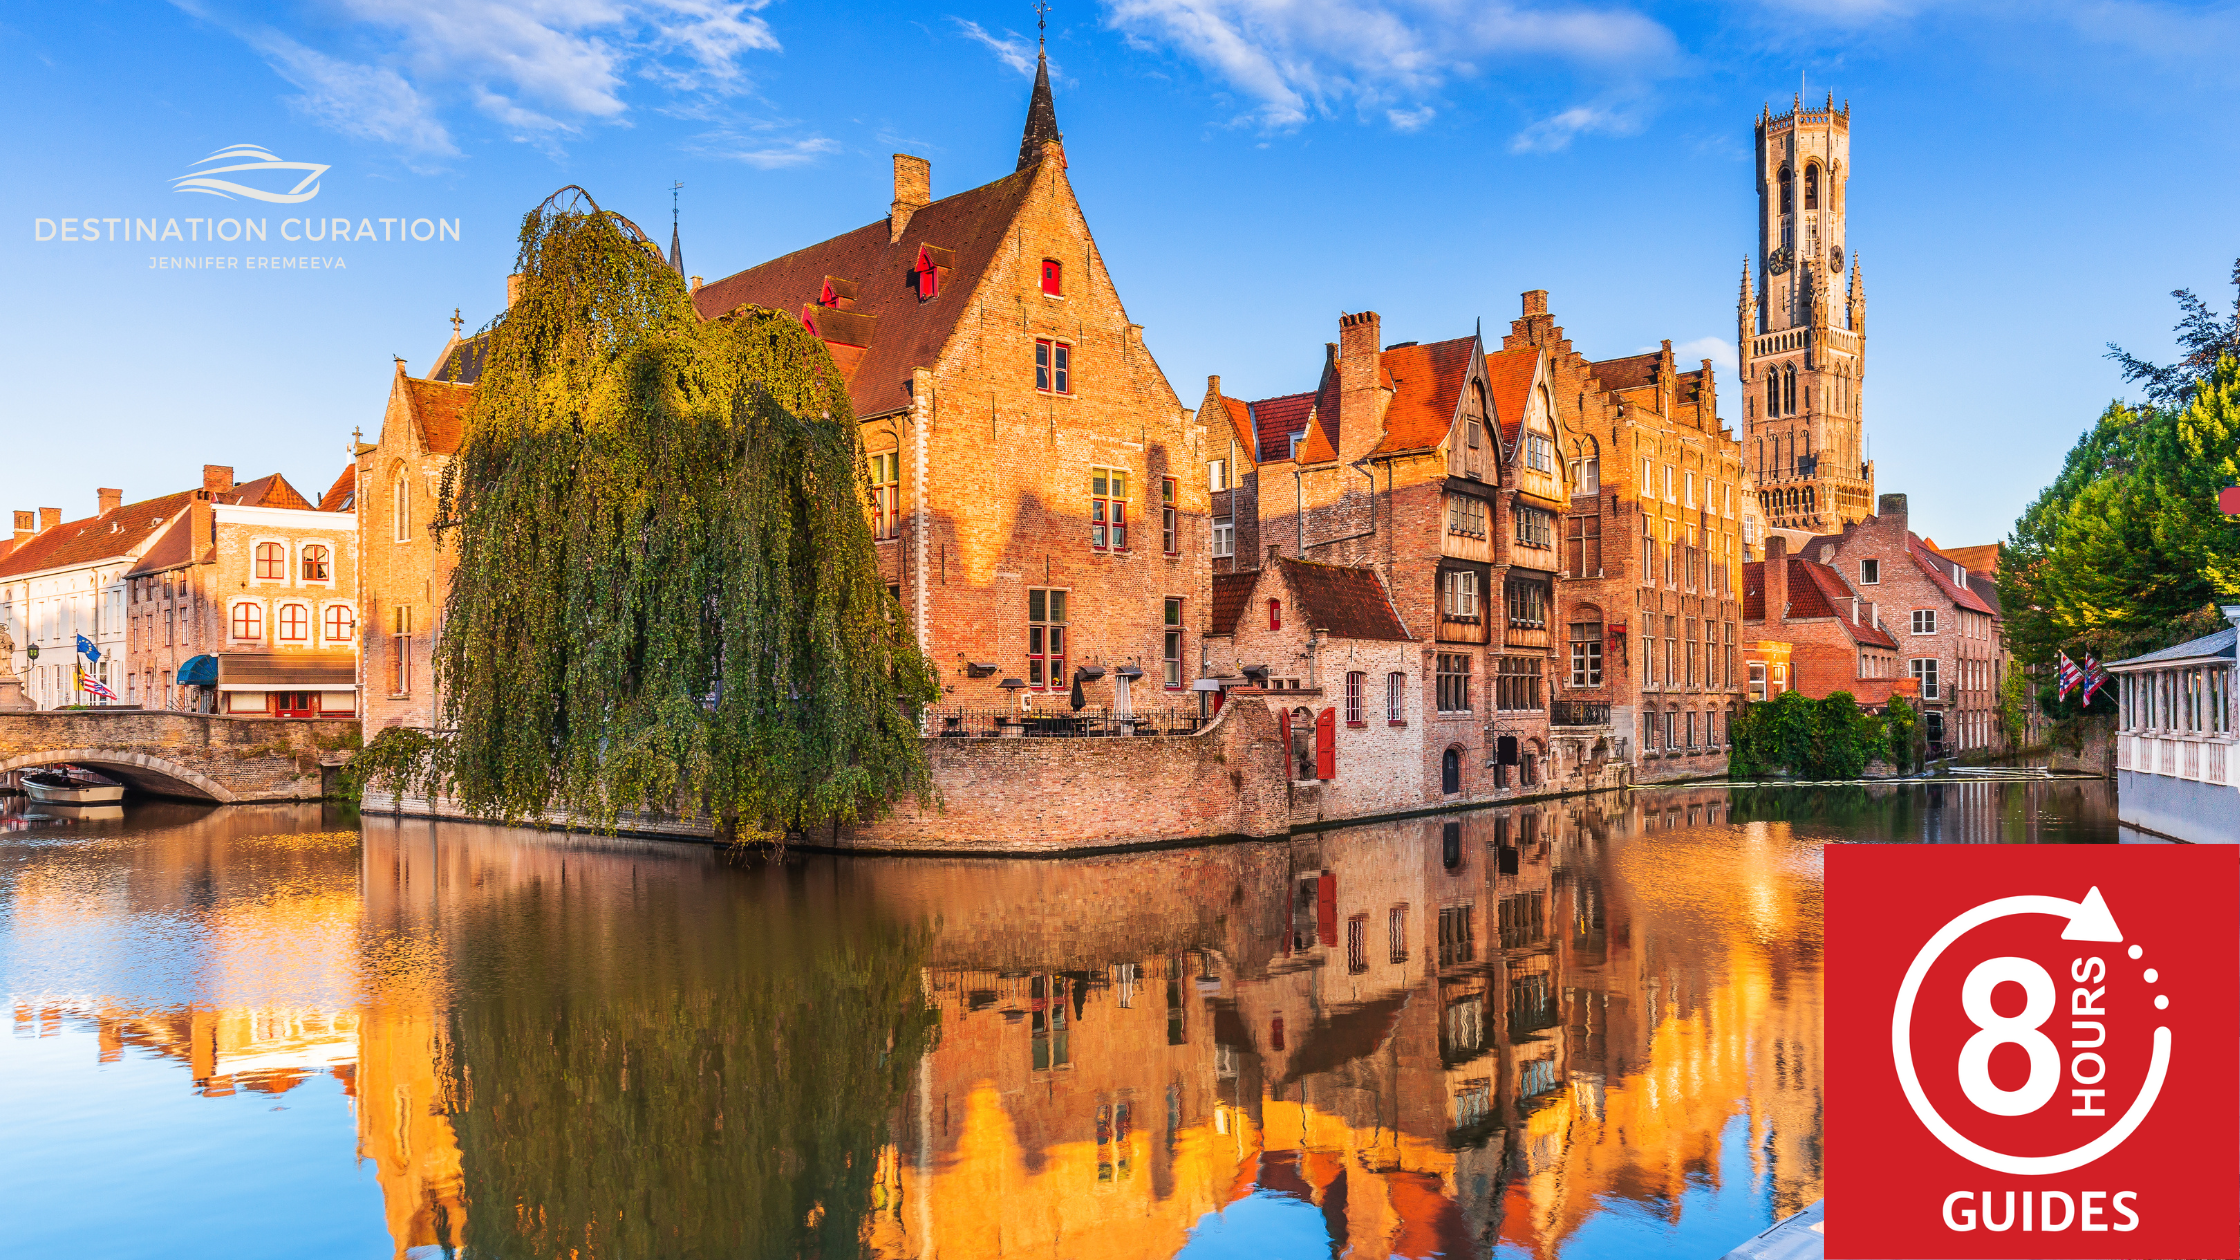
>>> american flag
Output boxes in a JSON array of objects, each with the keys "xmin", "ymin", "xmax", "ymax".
[{"xmin": 2055, "ymin": 651, "xmax": 2084, "ymax": 700}]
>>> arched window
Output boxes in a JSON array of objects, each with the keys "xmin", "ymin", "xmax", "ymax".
[
  {"xmin": 1805, "ymin": 164, "xmax": 1820, "ymax": 210},
  {"xmin": 277, "ymin": 603, "xmax": 310, "ymax": 642},
  {"xmin": 393, "ymin": 474, "xmax": 409, "ymax": 543},
  {"xmin": 1568, "ymin": 436, "xmax": 1600, "ymax": 495},
  {"xmin": 1040, "ymin": 259, "xmax": 1062, "ymax": 296},
  {"xmin": 1777, "ymin": 165, "xmax": 1792, "ymax": 215},
  {"xmin": 1441, "ymin": 747, "xmax": 1461, "ymax": 794},
  {"xmin": 301, "ymin": 544, "xmax": 330, "ymax": 582},
  {"xmin": 323, "ymin": 603, "xmax": 355, "ymax": 644},
  {"xmin": 254, "ymin": 542, "xmax": 286, "ymax": 581},
  {"xmin": 1765, "ymin": 370, "xmax": 1778, "ymax": 419},
  {"xmin": 1782, "ymin": 364, "xmax": 1796, "ymax": 415},
  {"xmin": 231, "ymin": 601, "xmax": 263, "ymax": 641},
  {"xmin": 1291, "ymin": 706, "xmax": 1315, "ymax": 780}
]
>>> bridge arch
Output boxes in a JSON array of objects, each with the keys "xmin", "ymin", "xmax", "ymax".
[{"xmin": 0, "ymin": 749, "xmax": 239, "ymax": 803}]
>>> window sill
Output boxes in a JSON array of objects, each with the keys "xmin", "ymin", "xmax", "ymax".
[
  {"xmin": 1035, "ymin": 389, "xmax": 1075, "ymax": 399},
  {"xmin": 1387, "ymin": 719, "xmax": 1408, "ymax": 728},
  {"xmin": 1346, "ymin": 721, "xmax": 1367, "ymax": 729}
]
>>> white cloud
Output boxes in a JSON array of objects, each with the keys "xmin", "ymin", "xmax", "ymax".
[
  {"xmin": 1673, "ymin": 336, "xmax": 1740, "ymax": 375},
  {"xmin": 1387, "ymin": 104, "xmax": 1435, "ymax": 130},
  {"xmin": 186, "ymin": 0, "xmax": 786, "ymax": 159},
  {"xmin": 1508, "ymin": 100, "xmax": 1640, "ymax": 151},
  {"xmin": 252, "ymin": 33, "xmax": 458, "ymax": 156},
  {"xmin": 1103, "ymin": 0, "xmax": 1680, "ymax": 133},
  {"xmin": 953, "ymin": 18, "xmax": 1050, "ymax": 76}
]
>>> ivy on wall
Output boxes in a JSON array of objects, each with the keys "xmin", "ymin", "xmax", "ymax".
[{"xmin": 1730, "ymin": 691, "xmax": 1920, "ymax": 778}]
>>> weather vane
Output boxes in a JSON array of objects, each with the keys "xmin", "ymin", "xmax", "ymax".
[
  {"xmin": 1034, "ymin": 0, "xmax": 1050, "ymax": 45},
  {"xmin": 672, "ymin": 180, "xmax": 684, "ymax": 229}
]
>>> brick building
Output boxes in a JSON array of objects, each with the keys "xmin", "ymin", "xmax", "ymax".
[
  {"xmin": 1739, "ymin": 94, "xmax": 1874, "ymax": 535},
  {"xmin": 358, "ymin": 339, "xmax": 475, "ymax": 733},
  {"xmin": 1204, "ymin": 552, "xmax": 1421, "ymax": 821},
  {"xmin": 125, "ymin": 466, "xmax": 356, "ymax": 717},
  {"xmin": 1499, "ymin": 296, "xmax": 1751, "ymax": 782},
  {"xmin": 1201, "ymin": 303, "xmax": 1591, "ymax": 804},
  {"xmin": 1740, "ymin": 535, "xmax": 1912, "ymax": 710},
  {"xmin": 689, "ymin": 49, "xmax": 1207, "ymax": 712},
  {"xmin": 1798, "ymin": 493, "xmax": 2004, "ymax": 756}
]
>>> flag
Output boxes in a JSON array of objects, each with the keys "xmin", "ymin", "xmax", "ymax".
[
  {"xmin": 2055, "ymin": 651, "xmax": 2083, "ymax": 701},
  {"xmin": 75, "ymin": 633, "xmax": 100, "ymax": 662},
  {"xmin": 2080, "ymin": 655, "xmax": 2109, "ymax": 707},
  {"xmin": 81, "ymin": 673, "xmax": 118, "ymax": 703}
]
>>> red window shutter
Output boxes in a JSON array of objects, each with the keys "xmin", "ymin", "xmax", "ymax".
[
  {"xmin": 1271, "ymin": 1016, "xmax": 1285, "ymax": 1051},
  {"xmin": 1278, "ymin": 707, "xmax": 1291, "ymax": 762},
  {"xmin": 1269, "ymin": 599, "xmax": 1281, "ymax": 631},
  {"xmin": 1042, "ymin": 259, "xmax": 1062, "ymax": 295},
  {"xmin": 1315, "ymin": 707, "xmax": 1336, "ymax": 780},
  {"xmin": 1316, "ymin": 872, "xmax": 1337, "ymax": 947}
]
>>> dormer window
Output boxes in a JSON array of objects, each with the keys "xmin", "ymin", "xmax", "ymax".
[
  {"xmin": 1041, "ymin": 259, "xmax": 1063, "ymax": 296},
  {"xmin": 818, "ymin": 275, "xmax": 858, "ymax": 309},
  {"xmin": 913, "ymin": 245, "xmax": 953, "ymax": 300}
]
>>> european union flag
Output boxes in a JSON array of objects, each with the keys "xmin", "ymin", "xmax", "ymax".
[{"xmin": 75, "ymin": 633, "xmax": 100, "ymax": 662}]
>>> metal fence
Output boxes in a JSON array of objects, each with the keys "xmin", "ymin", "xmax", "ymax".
[
  {"xmin": 1550, "ymin": 700, "xmax": 1611, "ymax": 727},
  {"xmin": 925, "ymin": 704, "xmax": 1212, "ymax": 739}
]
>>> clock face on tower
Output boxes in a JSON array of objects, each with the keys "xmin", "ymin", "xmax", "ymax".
[
  {"xmin": 1830, "ymin": 246, "xmax": 1844, "ymax": 272},
  {"xmin": 1767, "ymin": 245, "xmax": 1792, "ymax": 275}
]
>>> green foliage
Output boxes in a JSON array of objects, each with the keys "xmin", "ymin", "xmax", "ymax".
[
  {"xmin": 409, "ymin": 188, "xmax": 937, "ymax": 835},
  {"xmin": 1884, "ymin": 695, "xmax": 1920, "ymax": 772},
  {"xmin": 2002, "ymin": 354, "xmax": 2240, "ymax": 669},
  {"xmin": 1731, "ymin": 690, "xmax": 1901, "ymax": 778},
  {"xmin": 1997, "ymin": 661, "xmax": 2030, "ymax": 747}
]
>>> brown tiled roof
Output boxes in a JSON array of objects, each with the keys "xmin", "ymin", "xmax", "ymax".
[
  {"xmin": 1210, "ymin": 570, "xmax": 1256, "ymax": 637},
  {"xmin": 1372, "ymin": 336, "xmax": 1476, "ymax": 456},
  {"xmin": 690, "ymin": 167, "xmax": 1039, "ymax": 419},
  {"xmin": 1213, "ymin": 395, "xmax": 1257, "ymax": 459},
  {"xmin": 1677, "ymin": 366, "xmax": 1707, "ymax": 408},
  {"xmin": 125, "ymin": 514, "xmax": 209, "ymax": 577},
  {"xmin": 405, "ymin": 378, "xmax": 474, "ymax": 456},
  {"xmin": 1907, "ymin": 536, "xmax": 1996, "ymax": 615},
  {"xmin": 318, "ymin": 464, "xmax": 357, "ymax": 513},
  {"xmin": 1741, "ymin": 557, "xmax": 1898, "ymax": 649},
  {"xmin": 227, "ymin": 473, "xmax": 312, "ymax": 510},
  {"xmin": 0, "ymin": 490, "xmax": 195, "ymax": 578},
  {"xmin": 432, "ymin": 334, "xmax": 488, "ymax": 384},
  {"xmin": 1590, "ymin": 352, "xmax": 1658, "ymax": 394},
  {"xmin": 1483, "ymin": 346, "xmax": 1540, "ymax": 449},
  {"xmin": 1247, "ymin": 391, "xmax": 1316, "ymax": 464},
  {"xmin": 1930, "ymin": 542, "xmax": 2000, "ymax": 577},
  {"xmin": 1278, "ymin": 558, "xmax": 1412, "ymax": 642}
]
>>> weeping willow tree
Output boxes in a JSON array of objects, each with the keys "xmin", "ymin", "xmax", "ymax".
[{"xmin": 363, "ymin": 187, "xmax": 936, "ymax": 836}]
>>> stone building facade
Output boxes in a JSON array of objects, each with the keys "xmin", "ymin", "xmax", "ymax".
[
  {"xmin": 125, "ymin": 468, "xmax": 356, "ymax": 717},
  {"xmin": 1798, "ymin": 493, "xmax": 2005, "ymax": 756},
  {"xmin": 1739, "ymin": 95, "xmax": 1874, "ymax": 535},
  {"xmin": 358, "ymin": 346, "xmax": 474, "ymax": 734},
  {"xmin": 1740, "ymin": 535, "xmax": 1912, "ymax": 709},
  {"xmin": 1503, "ymin": 295, "xmax": 1751, "ymax": 782},
  {"xmin": 689, "ymin": 51, "xmax": 1208, "ymax": 715}
]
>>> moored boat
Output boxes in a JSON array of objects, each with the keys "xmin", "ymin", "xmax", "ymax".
[{"xmin": 22, "ymin": 767, "xmax": 126, "ymax": 804}]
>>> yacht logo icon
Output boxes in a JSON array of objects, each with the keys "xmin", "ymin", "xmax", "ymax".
[{"xmin": 171, "ymin": 145, "xmax": 330, "ymax": 203}]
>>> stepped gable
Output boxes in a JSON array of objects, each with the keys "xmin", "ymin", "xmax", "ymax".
[
  {"xmin": 689, "ymin": 168, "xmax": 1039, "ymax": 420},
  {"xmin": 1372, "ymin": 336, "xmax": 1477, "ymax": 456},
  {"xmin": 1275, "ymin": 557, "xmax": 1412, "ymax": 642},
  {"xmin": 1211, "ymin": 570, "xmax": 1255, "ymax": 637}
]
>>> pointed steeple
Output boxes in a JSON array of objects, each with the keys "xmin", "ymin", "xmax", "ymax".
[
  {"xmin": 668, "ymin": 181, "xmax": 685, "ymax": 277},
  {"xmin": 1017, "ymin": 7, "xmax": 1060, "ymax": 170}
]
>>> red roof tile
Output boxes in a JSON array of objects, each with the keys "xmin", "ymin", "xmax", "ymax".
[
  {"xmin": 1372, "ymin": 337, "xmax": 1476, "ymax": 456},
  {"xmin": 1483, "ymin": 346, "xmax": 1540, "ymax": 449},
  {"xmin": 228, "ymin": 473, "xmax": 312, "ymax": 511},
  {"xmin": 1907, "ymin": 536, "xmax": 1996, "ymax": 615},
  {"xmin": 405, "ymin": 378, "xmax": 474, "ymax": 456},
  {"xmin": 0, "ymin": 490, "xmax": 195, "ymax": 578},
  {"xmin": 1213, "ymin": 396, "xmax": 1257, "ymax": 459},
  {"xmin": 125, "ymin": 513, "xmax": 209, "ymax": 577},
  {"xmin": 1278, "ymin": 558, "xmax": 1411, "ymax": 642},
  {"xmin": 690, "ymin": 168, "xmax": 1040, "ymax": 419},
  {"xmin": 1211, "ymin": 570, "xmax": 1256, "ymax": 637},
  {"xmin": 318, "ymin": 464, "xmax": 357, "ymax": 513},
  {"xmin": 1590, "ymin": 352, "xmax": 1658, "ymax": 394},
  {"xmin": 1928, "ymin": 542, "xmax": 2000, "ymax": 577},
  {"xmin": 1740, "ymin": 557, "xmax": 1898, "ymax": 648},
  {"xmin": 1247, "ymin": 391, "xmax": 1316, "ymax": 463}
]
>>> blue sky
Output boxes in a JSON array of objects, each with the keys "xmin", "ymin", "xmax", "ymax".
[{"xmin": 2, "ymin": 0, "xmax": 2235, "ymax": 547}]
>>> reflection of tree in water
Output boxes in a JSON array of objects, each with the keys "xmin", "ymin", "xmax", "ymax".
[
  {"xmin": 1725, "ymin": 784, "xmax": 1879, "ymax": 828},
  {"xmin": 440, "ymin": 885, "xmax": 934, "ymax": 1259}
]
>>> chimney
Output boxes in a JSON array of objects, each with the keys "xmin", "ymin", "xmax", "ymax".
[
  {"xmin": 1336, "ymin": 310, "xmax": 1383, "ymax": 464},
  {"xmin": 1267, "ymin": 544, "xmax": 1282, "ymax": 565},
  {"xmin": 39, "ymin": 507, "xmax": 61, "ymax": 533},
  {"xmin": 1208, "ymin": 373, "xmax": 1221, "ymax": 399},
  {"xmin": 506, "ymin": 274, "xmax": 524, "ymax": 308},
  {"xmin": 689, "ymin": 275, "xmax": 703, "ymax": 294},
  {"xmin": 203, "ymin": 465, "xmax": 234, "ymax": 497},
  {"xmin": 1521, "ymin": 289, "xmax": 1548, "ymax": 316},
  {"xmin": 1877, "ymin": 492, "xmax": 1907, "ymax": 523},
  {"xmin": 890, "ymin": 155, "xmax": 931, "ymax": 244},
  {"xmin": 97, "ymin": 488, "xmax": 122, "ymax": 516},
  {"xmin": 190, "ymin": 495, "xmax": 214, "ymax": 558},
  {"xmin": 1764, "ymin": 534, "xmax": 1790, "ymax": 623},
  {"xmin": 12, "ymin": 510, "xmax": 32, "ymax": 547}
]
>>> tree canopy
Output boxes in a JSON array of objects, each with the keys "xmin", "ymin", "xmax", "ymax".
[{"xmin": 357, "ymin": 188, "xmax": 937, "ymax": 836}]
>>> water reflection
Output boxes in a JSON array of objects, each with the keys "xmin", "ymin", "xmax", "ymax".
[{"xmin": 0, "ymin": 777, "xmax": 2113, "ymax": 1259}]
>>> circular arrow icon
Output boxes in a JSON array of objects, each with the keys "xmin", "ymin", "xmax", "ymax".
[{"xmin": 1890, "ymin": 886, "xmax": 2172, "ymax": 1175}]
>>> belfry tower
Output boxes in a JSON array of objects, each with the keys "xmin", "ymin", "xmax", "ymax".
[{"xmin": 1740, "ymin": 93, "xmax": 1873, "ymax": 534}]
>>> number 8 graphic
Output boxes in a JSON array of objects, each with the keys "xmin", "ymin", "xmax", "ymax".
[{"xmin": 1957, "ymin": 956, "xmax": 2060, "ymax": 1117}]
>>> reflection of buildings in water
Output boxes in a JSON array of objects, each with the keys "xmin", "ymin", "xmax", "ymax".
[
  {"xmin": 8, "ymin": 999, "xmax": 357, "ymax": 1098},
  {"xmin": 863, "ymin": 789, "xmax": 1824, "ymax": 1259}
]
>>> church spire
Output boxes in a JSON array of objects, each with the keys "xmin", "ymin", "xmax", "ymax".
[
  {"xmin": 1016, "ymin": 3, "xmax": 1060, "ymax": 170},
  {"xmin": 668, "ymin": 181, "xmax": 685, "ymax": 277}
]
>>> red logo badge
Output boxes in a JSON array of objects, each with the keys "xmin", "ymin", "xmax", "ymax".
[{"xmin": 1827, "ymin": 844, "xmax": 2238, "ymax": 1259}]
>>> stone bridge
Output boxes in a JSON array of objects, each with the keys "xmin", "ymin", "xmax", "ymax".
[{"xmin": 0, "ymin": 710, "xmax": 357, "ymax": 802}]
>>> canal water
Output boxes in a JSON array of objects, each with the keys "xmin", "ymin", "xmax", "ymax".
[{"xmin": 0, "ymin": 778, "xmax": 2116, "ymax": 1260}]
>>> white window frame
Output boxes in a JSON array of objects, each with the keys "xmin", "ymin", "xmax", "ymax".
[
  {"xmin": 321, "ymin": 601, "xmax": 357, "ymax": 646},
  {"xmin": 1386, "ymin": 671, "xmax": 1405, "ymax": 723},
  {"xmin": 1911, "ymin": 657, "xmax": 1939, "ymax": 700},
  {"xmin": 1443, "ymin": 570, "xmax": 1479, "ymax": 619},
  {"xmin": 1211, "ymin": 517, "xmax": 1234, "ymax": 558},
  {"xmin": 298, "ymin": 538, "xmax": 337, "ymax": 587},
  {"xmin": 1860, "ymin": 558, "xmax": 1880, "ymax": 585},
  {"xmin": 228, "ymin": 598, "xmax": 266, "ymax": 644},
  {"xmin": 274, "ymin": 599, "xmax": 314, "ymax": 644},
  {"xmin": 1208, "ymin": 459, "xmax": 1228, "ymax": 492},
  {"xmin": 248, "ymin": 536, "xmax": 292, "ymax": 586},
  {"xmin": 1911, "ymin": 609, "xmax": 1937, "ymax": 635}
]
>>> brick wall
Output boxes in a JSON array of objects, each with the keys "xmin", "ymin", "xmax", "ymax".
[
  {"xmin": 0, "ymin": 710, "xmax": 353, "ymax": 800},
  {"xmin": 358, "ymin": 372, "xmax": 457, "ymax": 736}
]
